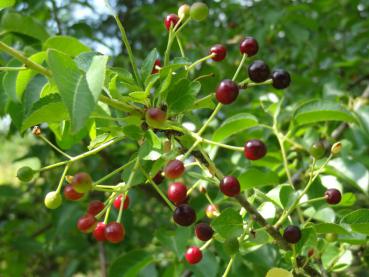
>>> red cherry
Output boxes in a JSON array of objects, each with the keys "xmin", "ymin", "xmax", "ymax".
[
  {"xmin": 63, "ymin": 185, "xmax": 84, "ymax": 201},
  {"xmin": 164, "ymin": 14, "xmax": 180, "ymax": 31},
  {"xmin": 244, "ymin": 139, "xmax": 267, "ymax": 160},
  {"xmin": 105, "ymin": 222, "xmax": 125, "ymax": 243},
  {"xmin": 153, "ymin": 170, "xmax": 165, "ymax": 184},
  {"xmin": 87, "ymin": 200, "xmax": 105, "ymax": 216},
  {"xmin": 113, "ymin": 194, "xmax": 130, "ymax": 210},
  {"xmin": 185, "ymin": 246, "xmax": 203, "ymax": 264},
  {"xmin": 195, "ymin": 223, "xmax": 214, "ymax": 241},
  {"xmin": 93, "ymin": 222, "xmax": 106, "ymax": 241},
  {"xmin": 325, "ymin": 188, "xmax": 342, "ymax": 205},
  {"xmin": 77, "ymin": 214, "xmax": 97, "ymax": 233},
  {"xmin": 152, "ymin": 59, "xmax": 161, "ymax": 74},
  {"xmin": 240, "ymin": 37, "xmax": 259, "ymax": 56},
  {"xmin": 164, "ymin": 159, "xmax": 185, "ymax": 179},
  {"xmin": 168, "ymin": 182, "xmax": 187, "ymax": 205},
  {"xmin": 220, "ymin": 176, "xmax": 240, "ymax": 197},
  {"xmin": 215, "ymin": 79, "xmax": 239, "ymax": 105},
  {"xmin": 71, "ymin": 172, "xmax": 93, "ymax": 193},
  {"xmin": 210, "ymin": 44, "xmax": 227, "ymax": 62}
]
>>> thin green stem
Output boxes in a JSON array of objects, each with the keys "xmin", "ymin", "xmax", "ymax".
[
  {"xmin": 39, "ymin": 134, "xmax": 72, "ymax": 159},
  {"xmin": 200, "ymin": 238, "xmax": 213, "ymax": 251},
  {"xmin": 298, "ymin": 196, "xmax": 326, "ymax": 207},
  {"xmin": 198, "ymin": 103, "xmax": 223, "ymax": 135},
  {"xmin": 222, "ymin": 256, "xmax": 235, "ymax": 277},
  {"xmin": 0, "ymin": 66, "xmax": 27, "ymax": 71},
  {"xmin": 94, "ymin": 159, "xmax": 136, "ymax": 185},
  {"xmin": 187, "ymin": 180, "xmax": 202, "ymax": 196},
  {"xmin": 96, "ymin": 192, "xmax": 117, "ymax": 220},
  {"xmin": 187, "ymin": 53, "xmax": 215, "ymax": 71},
  {"xmin": 232, "ymin": 54, "xmax": 247, "ymax": 81},
  {"xmin": 202, "ymin": 137, "xmax": 243, "ymax": 152},
  {"xmin": 56, "ymin": 164, "xmax": 70, "ymax": 193},
  {"xmin": 117, "ymin": 191, "xmax": 128, "ymax": 223},
  {"xmin": 99, "ymin": 95, "xmax": 135, "ymax": 112},
  {"xmin": 193, "ymin": 73, "xmax": 215, "ymax": 82},
  {"xmin": 246, "ymin": 79, "xmax": 272, "ymax": 88},
  {"xmin": 176, "ymin": 35, "xmax": 185, "ymax": 58},
  {"xmin": 276, "ymin": 133, "xmax": 293, "ymax": 186},
  {"xmin": 103, "ymin": 193, "xmax": 116, "ymax": 224}
]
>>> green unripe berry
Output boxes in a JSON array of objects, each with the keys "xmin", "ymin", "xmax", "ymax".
[
  {"xmin": 16, "ymin": 166, "xmax": 35, "ymax": 182},
  {"xmin": 223, "ymin": 237, "xmax": 239, "ymax": 256},
  {"xmin": 44, "ymin": 191, "xmax": 62, "ymax": 209},
  {"xmin": 190, "ymin": 2, "xmax": 209, "ymax": 21},
  {"xmin": 310, "ymin": 141, "xmax": 325, "ymax": 159},
  {"xmin": 145, "ymin": 107, "xmax": 167, "ymax": 129},
  {"xmin": 325, "ymin": 233, "xmax": 337, "ymax": 242},
  {"xmin": 178, "ymin": 4, "xmax": 190, "ymax": 20}
]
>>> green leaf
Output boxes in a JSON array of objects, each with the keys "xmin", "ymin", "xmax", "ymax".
[
  {"xmin": 21, "ymin": 94, "xmax": 68, "ymax": 131},
  {"xmin": 1, "ymin": 12, "xmax": 49, "ymax": 41},
  {"xmin": 239, "ymin": 167, "xmax": 279, "ymax": 190},
  {"xmin": 193, "ymin": 95, "xmax": 215, "ymax": 110},
  {"xmin": 296, "ymin": 227, "xmax": 317, "ymax": 255},
  {"xmin": 303, "ymin": 207, "xmax": 336, "ymax": 223},
  {"xmin": 266, "ymin": 268, "xmax": 293, "ymax": 277},
  {"xmin": 166, "ymin": 79, "xmax": 201, "ymax": 113},
  {"xmin": 313, "ymin": 223, "xmax": 349, "ymax": 235},
  {"xmin": 293, "ymin": 99, "xmax": 357, "ymax": 126},
  {"xmin": 141, "ymin": 48, "xmax": 158, "ymax": 84},
  {"xmin": 0, "ymin": 0, "xmax": 15, "ymax": 10},
  {"xmin": 338, "ymin": 193, "xmax": 356, "ymax": 207},
  {"xmin": 138, "ymin": 130, "xmax": 162, "ymax": 160},
  {"xmin": 212, "ymin": 113, "xmax": 258, "ymax": 142},
  {"xmin": 109, "ymin": 250, "xmax": 154, "ymax": 277},
  {"xmin": 43, "ymin": 36, "xmax": 90, "ymax": 57},
  {"xmin": 86, "ymin": 55, "xmax": 108, "ymax": 96},
  {"xmin": 341, "ymin": 209, "xmax": 369, "ymax": 224},
  {"xmin": 211, "ymin": 208, "xmax": 243, "ymax": 239},
  {"xmin": 279, "ymin": 185, "xmax": 298, "ymax": 209}
]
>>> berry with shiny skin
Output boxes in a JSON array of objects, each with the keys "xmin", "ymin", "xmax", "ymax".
[
  {"xmin": 164, "ymin": 14, "xmax": 180, "ymax": 31},
  {"xmin": 283, "ymin": 225, "xmax": 302, "ymax": 244},
  {"xmin": 71, "ymin": 172, "xmax": 93, "ymax": 193},
  {"xmin": 145, "ymin": 107, "xmax": 167, "ymax": 128},
  {"xmin": 113, "ymin": 194, "xmax": 130, "ymax": 210},
  {"xmin": 244, "ymin": 139, "xmax": 267, "ymax": 160},
  {"xmin": 88, "ymin": 200, "xmax": 105, "ymax": 216},
  {"xmin": 44, "ymin": 191, "xmax": 62, "ymax": 209},
  {"xmin": 16, "ymin": 166, "xmax": 35, "ymax": 182},
  {"xmin": 64, "ymin": 185, "xmax": 84, "ymax": 201},
  {"xmin": 195, "ymin": 223, "xmax": 214, "ymax": 241},
  {"xmin": 271, "ymin": 69, "xmax": 291, "ymax": 89},
  {"xmin": 152, "ymin": 59, "xmax": 161, "ymax": 74},
  {"xmin": 325, "ymin": 188, "xmax": 342, "ymax": 205},
  {"xmin": 248, "ymin": 60, "xmax": 270, "ymax": 83},
  {"xmin": 210, "ymin": 44, "xmax": 227, "ymax": 62},
  {"xmin": 77, "ymin": 213, "xmax": 97, "ymax": 233},
  {"xmin": 173, "ymin": 204, "xmax": 196, "ymax": 226},
  {"xmin": 105, "ymin": 222, "xmax": 125, "ymax": 243},
  {"xmin": 185, "ymin": 246, "xmax": 203, "ymax": 264},
  {"xmin": 240, "ymin": 37, "xmax": 259, "ymax": 56},
  {"xmin": 168, "ymin": 182, "xmax": 187, "ymax": 205},
  {"xmin": 153, "ymin": 170, "xmax": 165, "ymax": 184},
  {"xmin": 310, "ymin": 141, "xmax": 326, "ymax": 159},
  {"xmin": 190, "ymin": 2, "xmax": 208, "ymax": 21},
  {"xmin": 205, "ymin": 204, "xmax": 219, "ymax": 218},
  {"xmin": 178, "ymin": 4, "xmax": 190, "ymax": 20},
  {"xmin": 93, "ymin": 222, "xmax": 106, "ymax": 241},
  {"xmin": 164, "ymin": 159, "xmax": 185, "ymax": 179},
  {"xmin": 215, "ymin": 79, "xmax": 239, "ymax": 104},
  {"xmin": 220, "ymin": 176, "xmax": 240, "ymax": 197}
]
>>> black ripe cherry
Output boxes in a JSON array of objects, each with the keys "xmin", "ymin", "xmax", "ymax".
[
  {"xmin": 248, "ymin": 60, "xmax": 270, "ymax": 83},
  {"xmin": 105, "ymin": 222, "xmax": 125, "ymax": 243},
  {"xmin": 153, "ymin": 170, "xmax": 165, "ymax": 184},
  {"xmin": 164, "ymin": 159, "xmax": 185, "ymax": 179},
  {"xmin": 173, "ymin": 204, "xmax": 196, "ymax": 226},
  {"xmin": 168, "ymin": 182, "xmax": 187, "ymax": 205},
  {"xmin": 283, "ymin": 225, "xmax": 301, "ymax": 244},
  {"xmin": 164, "ymin": 14, "xmax": 180, "ymax": 31},
  {"xmin": 220, "ymin": 176, "xmax": 240, "ymax": 197},
  {"xmin": 210, "ymin": 44, "xmax": 227, "ymax": 62},
  {"xmin": 271, "ymin": 69, "xmax": 291, "ymax": 89},
  {"xmin": 152, "ymin": 59, "xmax": 161, "ymax": 74},
  {"xmin": 325, "ymin": 188, "xmax": 342, "ymax": 205},
  {"xmin": 113, "ymin": 194, "xmax": 130, "ymax": 210},
  {"xmin": 88, "ymin": 200, "xmax": 105, "ymax": 216},
  {"xmin": 77, "ymin": 214, "xmax": 97, "ymax": 233},
  {"xmin": 215, "ymin": 79, "xmax": 239, "ymax": 105},
  {"xmin": 64, "ymin": 185, "xmax": 84, "ymax": 201},
  {"xmin": 93, "ymin": 222, "xmax": 106, "ymax": 241},
  {"xmin": 244, "ymin": 139, "xmax": 267, "ymax": 160},
  {"xmin": 240, "ymin": 37, "xmax": 259, "ymax": 56},
  {"xmin": 195, "ymin": 222, "xmax": 214, "ymax": 241},
  {"xmin": 185, "ymin": 246, "xmax": 203, "ymax": 264}
]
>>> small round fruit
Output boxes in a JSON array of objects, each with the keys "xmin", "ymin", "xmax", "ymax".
[
  {"xmin": 152, "ymin": 59, "xmax": 161, "ymax": 74},
  {"xmin": 168, "ymin": 182, "xmax": 187, "ymax": 205},
  {"xmin": 164, "ymin": 159, "xmax": 185, "ymax": 179},
  {"xmin": 210, "ymin": 44, "xmax": 227, "ymax": 62},
  {"xmin": 190, "ymin": 2, "xmax": 208, "ymax": 21},
  {"xmin": 113, "ymin": 194, "xmax": 130, "ymax": 210},
  {"xmin": 88, "ymin": 200, "xmax": 105, "ymax": 216},
  {"xmin": 325, "ymin": 233, "xmax": 337, "ymax": 242},
  {"xmin": 153, "ymin": 170, "xmax": 165, "ymax": 184},
  {"xmin": 63, "ymin": 185, "xmax": 84, "ymax": 201},
  {"xmin": 178, "ymin": 4, "xmax": 190, "ymax": 20},
  {"xmin": 93, "ymin": 222, "xmax": 106, "ymax": 241},
  {"xmin": 195, "ymin": 223, "xmax": 214, "ymax": 241},
  {"xmin": 283, "ymin": 225, "xmax": 302, "ymax": 244},
  {"xmin": 16, "ymin": 166, "xmax": 35, "ymax": 182},
  {"xmin": 220, "ymin": 176, "xmax": 240, "ymax": 197},
  {"xmin": 205, "ymin": 204, "xmax": 219, "ymax": 218},
  {"xmin": 164, "ymin": 14, "xmax": 180, "ymax": 31},
  {"xmin": 77, "ymin": 213, "xmax": 97, "ymax": 233},
  {"xmin": 44, "ymin": 191, "xmax": 62, "ymax": 209},
  {"xmin": 185, "ymin": 246, "xmax": 203, "ymax": 264},
  {"xmin": 173, "ymin": 204, "xmax": 196, "ymax": 226},
  {"xmin": 215, "ymin": 79, "xmax": 239, "ymax": 105},
  {"xmin": 105, "ymin": 222, "xmax": 125, "ymax": 243},
  {"xmin": 248, "ymin": 60, "xmax": 270, "ymax": 83},
  {"xmin": 71, "ymin": 172, "xmax": 93, "ymax": 193},
  {"xmin": 271, "ymin": 69, "xmax": 291, "ymax": 89},
  {"xmin": 145, "ymin": 107, "xmax": 167, "ymax": 128},
  {"xmin": 240, "ymin": 37, "xmax": 259, "ymax": 56},
  {"xmin": 331, "ymin": 142, "xmax": 342, "ymax": 155},
  {"xmin": 224, "ymin": 237, "xmax": 239, "ymax": 256},
  {"xmin": 324, "ymin": 188, "xmax": 342, "ymax": 205},
  {"xmin": 310, "ymin": 141, "xmax": 326, "ymax": 160},
  {"xmin": 244, "ymin": 139, "xmax": 267, "ymax": 160}
]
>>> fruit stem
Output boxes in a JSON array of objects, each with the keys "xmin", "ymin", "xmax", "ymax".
[
  {"xmin": 117, "ymin": 191, "xmax": 128, "ymax": 223},
  {"xmin": 297, "ymin": 196, "xmax": 326, "ymax": 207},
  {"xmin": 0, "ymin": 66, "xmax": 27, "ymax": 71},
  {"xmin": 246, "ymin": 79, "xmax": 272, "ymax": 88},
  {"xmin": 200, "ymin": 238, "xmax": 213, "ymax": 251},
  {"xmin": 187, "ymin": 53, "xmax": 216, "ymax": 71},
  {"xmin": 176, "ymin": 35, "xmax": 185, "ymax": 58},
  {"xmin": 193, "ymin": 73, "xmax": 215, "ymax": 82},
  {"xmin": 276, "ymin": 133, "xmax": 294, "ymax": 186},
  {"xmin": 222, "ymin": 256, "xmax": 235, "ymax": 277},
  {"xmin": 55, "ymin": 163, "xmax": 70, "ymax": 193},
  {"xmin": 99, "ymin": 94, "xmax": 136, "ymax": 112},
  {"xmin": 39, "ymin": 134, "xmax": 72, "ymax": 159},
  {"xmin": 103, "ymin": 193, "xmax": 116, "ymax": 224},
  {"xmin": 232, "ymin": 54, "xmax": 247, "ymax": 81},
  {"xmin": 94, "ymin": 159, "xmax": 136, "ymax": 185}
]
